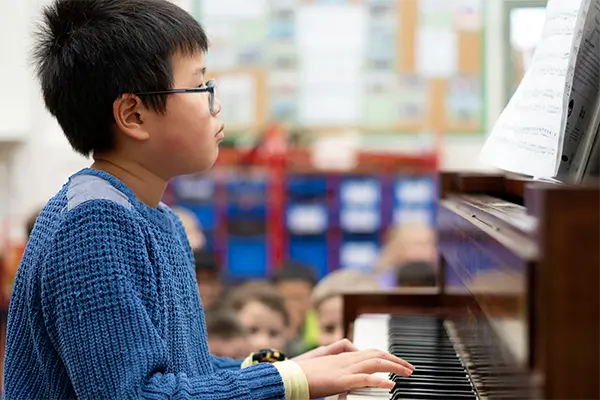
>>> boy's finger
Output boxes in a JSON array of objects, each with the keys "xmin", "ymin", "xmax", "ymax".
[
  {"xmin": 325, "ymin": 339, "xmax": 359, "ymax": 355},
  {"xmin": 350, "ymin": 349, "xmax": 414, "ymax": 371},
  {"xmin": 349, "ymin": 373, "xmax": 395, "ymax": 390},
  {"xmin": 350, "ymin": 358, "xmax": 413, "ymax": 377}
]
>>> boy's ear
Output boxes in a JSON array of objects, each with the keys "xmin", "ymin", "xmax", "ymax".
[{"xmin": 113, "ymin": 94, "xmax": 150, "ymax": 141}]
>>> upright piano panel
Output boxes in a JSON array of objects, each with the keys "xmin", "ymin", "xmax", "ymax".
[{"xmin": 438, "ymin": 196, "xmax": 537, "ymax": 367}]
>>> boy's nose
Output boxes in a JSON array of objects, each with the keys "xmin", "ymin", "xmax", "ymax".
[{"xmin": 212, "ymin": 97, "xmax": 222, "ymax": 116}]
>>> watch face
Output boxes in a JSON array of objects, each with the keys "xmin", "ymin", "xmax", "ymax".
[{"xmin": 254, "ymin": 348, "xmax": 288, "ymax": 363}]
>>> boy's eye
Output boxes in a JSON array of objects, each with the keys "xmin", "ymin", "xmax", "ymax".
[
  {"xmin": 269, "ymin": 330, "xmax": 281, "ymax": 338},
  {"xmin": 323, "ymin": 324, "xmax": 336, "ymax": 334}
]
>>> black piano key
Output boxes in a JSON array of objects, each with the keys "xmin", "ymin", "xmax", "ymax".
[
  {"xmin": 390, "ymin": 345, "xmax": 458, "ymax": 355},
  {"xmin": 392, "ymin": 390, "xmax": 477, "ymax": 400},
  {"xmin": 410, "ymin": 368, "xmax": 469, "ymax": 378},
  {"xmin": 389, "ymin": 336, "xmax": 454, "ymax": 346},
  {"xmin": 385, "ymin": 315, "xmax": 482, "ymax": 400},
  {"xmin": 392, "ymin": 376, "xmax": 472, "ymax": 385},
  {"xmin": 393, "ymin": 379, "xmax": 474, "ymax": 391},
  {"xmin": 404, "ymin": 359, "xmax": 464, "ymax": 368}
]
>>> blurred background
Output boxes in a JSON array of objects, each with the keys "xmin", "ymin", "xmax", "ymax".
[{"xmin": 0, "ymin": 0, "xmax": 546, "ymax": 311}]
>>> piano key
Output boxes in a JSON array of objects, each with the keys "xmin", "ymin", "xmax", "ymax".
[
  {"xmin": 392, "ymin": 376, "xmax": 473, "ymax": 386},
  {"xmin": 390, "ymin": 389, "xmax": 477, "ymax": 399},
  {"xmin": 393, "ymin": 380, "xmax": 474, "ymax": 391},
  {"xmin": 348, "ymin": 314, "xmax": 480, "ymax": 400}
]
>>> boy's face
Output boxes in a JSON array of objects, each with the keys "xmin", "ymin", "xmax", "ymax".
[
  {"xmin": 316, "ymin": 295, "xmax": 343, "ymax": 347},
  {"xmin": 237, "ymin": 301, "xmax": 287, "ymax": 352},
  {"xmin": 131, "ymin": 52, "xmax": 224, "ymax": 177},
  {"xmin": 208, "ymin": 337, "xmax": 250, "ymax": 360},
  {"xmin": 275, "ymin": 280, "xmax": 312, "ymax": 335}
]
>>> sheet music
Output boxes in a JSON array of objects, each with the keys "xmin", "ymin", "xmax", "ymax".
[
  {"xmin": 480, "ymin": 0, "xmax": 589, "ymax": 179},
  {"xmin": 557, "ymin": 0, "xmax": 600, "ymax": 181}
]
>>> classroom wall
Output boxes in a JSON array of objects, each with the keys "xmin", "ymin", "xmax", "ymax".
[{"xmin": 0, "ymin": 0, "xmax": 505, "ymax": 240}]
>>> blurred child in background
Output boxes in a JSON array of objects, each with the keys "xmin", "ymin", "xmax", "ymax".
[
  {"xmin": 311, "ymin": 269, "xmax": 381, "ymax": 347},
  {"xmin": 224, "ymin": 281, "xmax": 289, "ymax": 353},
  {"xmin": 375, "ymin": 223, "xmax": 437, "ymax": 288},
  {"xmin": 172, "ymin": 206, "xmax": 206, "ymax": 251},
  {"xmin": 193, "ymin": 250, "xmax": 224, "ymax": 310},
  {"xmin": 272, "ymin": 261, "xmax": 320, "ymax": 356},
  {"xmin": 205, "ymin": 309, "xmax": 250, "ymax": 359}
]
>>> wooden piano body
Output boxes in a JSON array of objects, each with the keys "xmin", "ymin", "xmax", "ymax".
[{"xmin": 343, "ymin": 172, "xmax": 599, "ymax": 399}]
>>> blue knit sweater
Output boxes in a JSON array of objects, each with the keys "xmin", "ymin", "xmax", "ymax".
[{"xmin": 4, "ymin": 169, "xmax": 285, "ymax": 400}]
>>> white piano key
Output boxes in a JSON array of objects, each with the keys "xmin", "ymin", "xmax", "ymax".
[{"xmin": 347, "ymin": 315, "xmax": 393, "ymax": 399}]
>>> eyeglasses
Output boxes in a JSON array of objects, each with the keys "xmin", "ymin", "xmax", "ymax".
[{"xmin": 134, "ymin": 79, "xmax": 217, "ymax": 113}]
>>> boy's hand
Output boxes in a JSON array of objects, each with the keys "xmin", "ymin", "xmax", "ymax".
[
  {"xmin": 295, "ymin": 349, "xmax": 414, "ymax": 398},
  {"xmin": 292, "ymin": 339, "xmax": 358, "ymax": 361}
]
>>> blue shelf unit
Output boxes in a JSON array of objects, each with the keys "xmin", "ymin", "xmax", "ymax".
[
  {"xmin": 285, "ymin": 174, "xmax": 330, "ymax": 279},
  {"xmin": 337, "ymin": 176, "xmax": 383, "ymax": 272},
  {"xmin": 172, "ymin": 173, "xmax": 218, "ymax": 252},
  {"xmin": 392, "ymin": 175, "xmax": 437, "ymax": 228},
  {"xmin": 224, "ymin": 171, "xmax": 269, "ymax": 279}
]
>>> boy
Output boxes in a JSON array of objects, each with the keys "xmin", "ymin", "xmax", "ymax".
[
  {"xmin": 4, "ymin": 1, "xmax": 413, "ymax": 399},
  {"xmin": 206, "ymin": 309, "xmax": 250, "ymax": 359},
  {"xmin": 311, "ymin": 270, "xmax": 381, "ymax": 347}
]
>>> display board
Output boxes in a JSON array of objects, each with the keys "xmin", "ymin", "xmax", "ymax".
[{"xmin": 195, "ymin": 0, "xmax": 485, "ymax": 134}]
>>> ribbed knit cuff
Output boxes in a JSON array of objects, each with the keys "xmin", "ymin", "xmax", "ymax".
[
  {"xmin": 273, "ymin": 360, "xmax": 309, "ymax": 400},
  {"xmin": 240, "ymin": 363, "xmax": 285, "ymax": 399}
]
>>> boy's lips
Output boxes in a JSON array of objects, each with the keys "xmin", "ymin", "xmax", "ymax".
[{"xmin": 215, "ymin": 125, "xmax": 225, "ymax": 139}]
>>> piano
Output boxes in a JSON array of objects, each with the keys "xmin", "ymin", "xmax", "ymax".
[{"xmin": 341, "ymin": 172, "xmax": 599, "ymax": 400}]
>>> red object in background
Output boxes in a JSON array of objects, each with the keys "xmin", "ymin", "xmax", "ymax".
[{"xmin": 263, "ymin": 124, "xmax": 287, "ymax": 270}]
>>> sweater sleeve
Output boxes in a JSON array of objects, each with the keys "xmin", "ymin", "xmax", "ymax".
[
  {"xmin": 211, "ymin": 355, "xmax": 243, "ymax": 371},
  {"xmin": 41, "ymin": 201, "xmax": 285, "ymax": 400}
]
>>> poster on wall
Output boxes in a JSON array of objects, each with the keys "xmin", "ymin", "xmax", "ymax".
[
  {"xmin": 362, "ymin": 72, "xmax": 399, "ymax": 126},
  {"xmin": 446, "ymin": 75, "xmax": 482, "ymax": 128},
  {"xmin": 397, "ymin": 75, "xmax": 429, "ymax": 124},
  {"xmin": 216, "ymin": 74, "xmax": 257, "ymax": 127},
  {"xmin": 268, "ymin": 71, "xmax": 298, "ymax": 122},
  {"xmin": 296, "ymin": 4, "xmax": 366, "ymax": 125}
]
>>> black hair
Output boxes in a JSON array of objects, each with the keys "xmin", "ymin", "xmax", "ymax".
[
  {"xmin": 225, "ymin": 281, "xmax": 290, "ymax": 327},
  {"xmin": 33, "ymin": 0, "xmax": 209, "ymax": 156},
  {"xmin": 271, "ymin": 260, "xmax": 317, "ymax": 287},
  {"xmin": 194, "ymin": 250, "xmax": 220, "ymax": 275},
  {"xmin": 205, "ymin": 310, "xmax": 247, "ymax": 340},
  {"xmin": 397, "ymin": 261, "xmax": 437, "ymax": 287}
]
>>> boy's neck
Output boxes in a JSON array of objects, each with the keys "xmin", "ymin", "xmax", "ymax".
[{"xmin": 91, "ymin": 157, "xmax": 167, "ymax": 208}]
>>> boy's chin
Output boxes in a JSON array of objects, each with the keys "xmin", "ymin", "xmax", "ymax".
[{"xmin": 173, "ymin": 151, "xmax": 219, "ymax": 176}]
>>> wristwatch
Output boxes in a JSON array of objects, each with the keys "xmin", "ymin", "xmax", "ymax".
[{"xmin": 241, "ymin": 348, "xmax": 288, "ymax": 368}]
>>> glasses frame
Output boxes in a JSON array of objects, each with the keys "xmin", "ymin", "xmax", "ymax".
[{"xmin": 134, "ymin": 79, "xmax": 216, "ymax": 113}]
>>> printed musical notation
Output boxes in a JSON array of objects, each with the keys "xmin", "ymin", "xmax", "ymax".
[{"xmin": 481, "ymin": 0, "xmax": 587, "ymax": 179}]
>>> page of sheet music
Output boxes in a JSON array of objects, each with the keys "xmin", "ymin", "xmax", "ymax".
[
  {"xmin": 480, "ymin": 0, "xmax": 589, "ymax": 179},
  {"xmin": 557, "ymin": 0, "xmax": 600, "ymax": 181}
]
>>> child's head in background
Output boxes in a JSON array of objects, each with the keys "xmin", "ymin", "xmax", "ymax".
[
  {"xmin": 375, "ymin": 223, "xmax": 437, "ymax": 287},
  {"xmin": 224, "ymin": 281, "xmax": 289, "ymax": 352},
  {"xmin": 311, "ymin": 269, "xmax": 380, "ymax": 347},
  {"xmin": 194, "ymin": 250, "xmax": 223, "ymax": 309},
  {"xmin": 205, "ymin": 310, "xmax": 249, "ymax": 359},
  {"xmin": 272, "ymin": 261, "xmax": 317, "ymax": 338}
]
